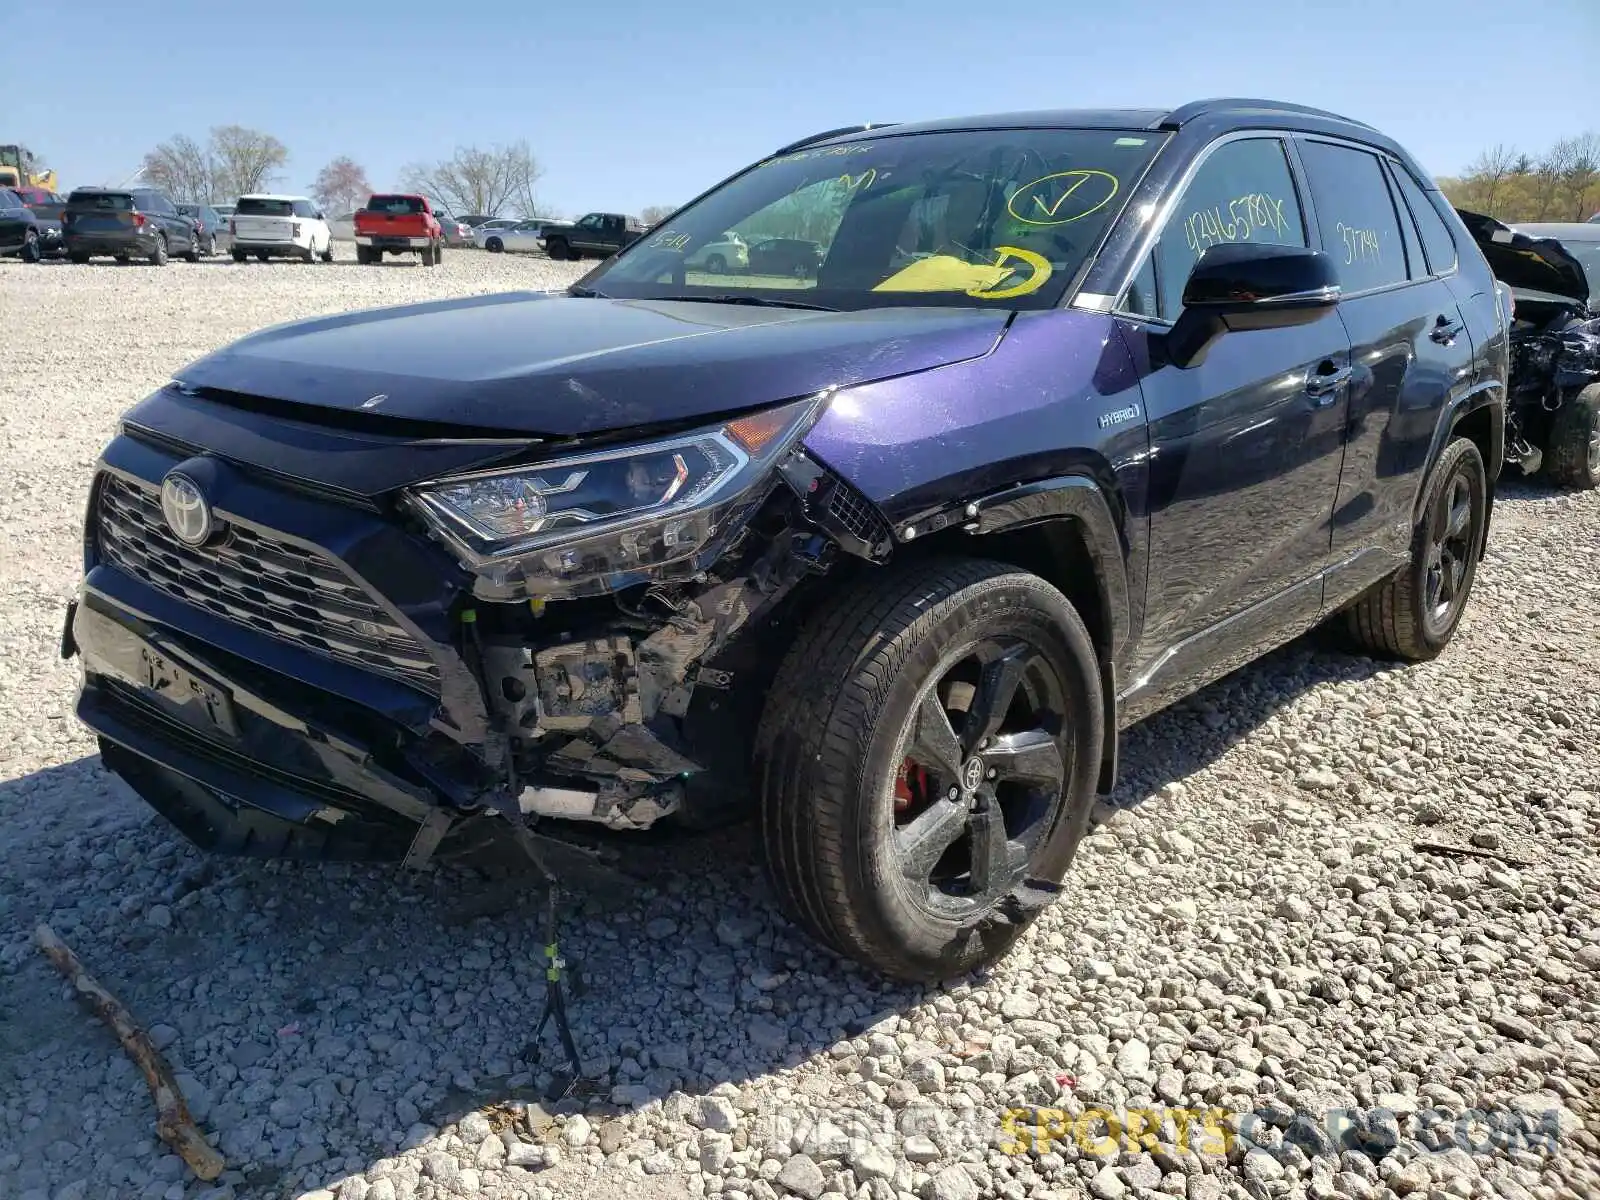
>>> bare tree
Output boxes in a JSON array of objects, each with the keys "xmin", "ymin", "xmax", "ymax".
[
  {"xmin": 1559, "ymin": 132, "xmax": 1600, "ymax": 221},
  {"xmin": 401, "ymin": 142, "xmax": 542, "ymax": 217},
  {"xmin": 1462, "ymin": 144, "xmax": 1519, "ymax": 215},
  {"xmin": 1530, "ymin": 140, "xmax": 1575, "ymax": 220},
  {"xmin": 141, "ymin": 135, "xmax": 217, "ymax": 204},
  {"xmin": 639, "ymin": 205, "xmax": 678, "ymax": 226},
  {"xmin": 311, "ymin": 156, "xmax": 372, "ymax": 215},
  {"xmin": 210, "ymin": 125, "xmax": 288, "ymax": 200}
]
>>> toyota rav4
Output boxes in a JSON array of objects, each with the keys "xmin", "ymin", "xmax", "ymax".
[{"xmin": 65, "ymin": 100, "xmax": 1507, "ymax": 981}]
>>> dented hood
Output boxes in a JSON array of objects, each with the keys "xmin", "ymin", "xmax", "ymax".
[
  {"xmin": 1455, "ymin": 208, "xmax": 1590, "ymax": 305},
  {"xmin": 174, "ymin": 291, "xmax": 1009, "ymax": 437}
]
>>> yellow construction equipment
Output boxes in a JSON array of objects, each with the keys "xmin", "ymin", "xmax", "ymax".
[{"xmin": 0, "ymin": 145, "xmax": 57, "ymax": 192}]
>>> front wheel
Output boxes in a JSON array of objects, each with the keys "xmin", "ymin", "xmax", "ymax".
[
  {"xmin": 755, "ymin": 559, "xmax": 1104, "ymax": 982},
  {"xmin": 1543, "ymin": 383, "xmax": 1600, "ymax": 490},
  {"xmin": 485, "ymin": 237, "xmax": 503, "ymax": 253},
  {"xmin": 1344, "ymin": 436, "xmax": 1487, "ymax": 661},
  {"xmin": 19, "ymin": 229, "xmax": 41, "ymax": 263}
]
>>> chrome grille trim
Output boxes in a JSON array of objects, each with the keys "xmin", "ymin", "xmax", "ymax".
[{"xmin": 96, "ymin": 474, "xmax": 440, "ymax": 693}]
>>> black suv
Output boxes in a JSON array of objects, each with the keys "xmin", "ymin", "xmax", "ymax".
[
  {"xmin": 65, "ymin": 99, "xmax": 1506, "ymax": 981},
  {"xmin": 63, "ymin": 187, "xmax": 201, "ymax": 265}
]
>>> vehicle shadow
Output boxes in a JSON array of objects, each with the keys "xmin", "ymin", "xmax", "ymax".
[{"xmin": 0, "ymin": 627, "xmax": 1395, "ymax": 1198}]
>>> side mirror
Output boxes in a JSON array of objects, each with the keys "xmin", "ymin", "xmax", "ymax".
[{"xmin": 1164, "ymin": 242, "xmax": 1340, "ymax": 369}]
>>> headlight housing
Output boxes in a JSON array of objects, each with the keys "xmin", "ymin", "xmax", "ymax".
[{"xmin": 409, "ymin": 394, "xmax": 826, "ymax": 600}]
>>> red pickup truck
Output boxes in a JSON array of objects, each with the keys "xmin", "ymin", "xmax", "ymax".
[{"xmin": 353, "ymin": 193, "xmax": 443, "ymax": 266}]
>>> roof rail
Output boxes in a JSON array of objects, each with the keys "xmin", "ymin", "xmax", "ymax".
[
  {"xmin": 769, "ymin": 124, "xmax": 896, "ymax": 158},
  {"xmin": 1159, "ymin": 98, "xmax": 1376, "ymax": 132}
]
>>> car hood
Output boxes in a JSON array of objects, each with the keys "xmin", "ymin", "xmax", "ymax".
[
  {"xmin": 173, "ymin": 292, "xmax": 1010, "ymax": 437},
  {"xmin": 1456, "ymin": 208, "xmax": 1590, "ymax": 304}
]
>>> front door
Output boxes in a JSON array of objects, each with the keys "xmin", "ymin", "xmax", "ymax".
[
  {"xmin": 1116, "ymin": 135, "xmax": 1353, "ymax": 717},
  {"xmin": 1294, "ymin": 140, "xmax": 1482, "ymax": 602}
]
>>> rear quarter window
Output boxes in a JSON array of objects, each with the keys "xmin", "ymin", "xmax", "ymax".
[{"xmin": 1390, "ymin": 167, "xmax": 1458, "ymax": 276}]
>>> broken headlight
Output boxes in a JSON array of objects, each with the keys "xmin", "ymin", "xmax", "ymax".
[{"xmin": 409, "ymin": 395, "xmax": 826, "ymax": 600}]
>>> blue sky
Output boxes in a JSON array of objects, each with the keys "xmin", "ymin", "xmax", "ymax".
[{"xmin": 5, "ymin": 0, "xmax": 1595, "ymax": 217}]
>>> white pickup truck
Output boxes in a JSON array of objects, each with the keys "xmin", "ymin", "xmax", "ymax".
[{"xmin": 229, "ymin": 194, "xmax": 334, "ymax": 263}]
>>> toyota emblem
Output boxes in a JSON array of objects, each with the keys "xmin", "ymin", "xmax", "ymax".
[{"xmin": 160, "ymin": 472, "xmax": 214, "ymax": 546}]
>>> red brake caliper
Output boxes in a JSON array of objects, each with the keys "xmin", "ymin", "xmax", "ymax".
[{"xmin": 894, "ymin": 758, "xmax": 931, "ymax": 814}]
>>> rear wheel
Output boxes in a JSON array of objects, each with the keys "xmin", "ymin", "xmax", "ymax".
[
  {"xmin": 69, "ymin": 251, "xmax": 90, "ymax": 265},
  {"xmin": 205, "ymin": 233, "xmax": 217, "ymax": 256},
  {"xmin": 1543, "ymin": 383, "xmax": 1600, "ymax": 490},
  {"xmin": 256, "ymin": 251, "xmax": 269, "ymax": 262},
  {"xmin": 706, "ymin": 252, "xmax": 727, "ymax": 274},
  {"xmin": 231, "ymin": 249, "xmax": 246, "ymax": 263},
  {"xmin": 546, "ymin": 237, "xmax": 569, "ymax": 261},
  {"xmin": 302, "ymin": 240, "xmax": 316, "ymax": 263},
  {"xmin": 755, "ymin": 559, "xmax": 1103, "ymax": 982},
  {"xmin": 149, "ymin": 236, "xmax": 168, "ymax": 266},
  {"xmin": 486, "ymin": 236, "xmax": 503, "ymax": 253},
  {"xmin": 183, "ymin": 234, "xmax": 201, "ymax": 263},
  {"xmin": 320, "ymin": 241, "xmax": 334, "ymax": 262},
  {"xmin": 420, "ymin": 242, "xmax": 436, "ymax": 266},
  {"xmin": 434, "ymin": 240, "xmax": 444, "ymax": 264},
  {"xmin": 1344, "ymin": 436, "xmax": 1487, "ymax": 661}
]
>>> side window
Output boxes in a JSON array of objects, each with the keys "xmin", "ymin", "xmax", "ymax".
[
  {"xmin": 293, "ymin": 200, "xmax": 316, "ymax": 218},
  {"xmin": 1297, "ymin": 141, "xmax": 1409, "ymax": 293},
  {"xmin": 1386, "ymin": 164, "xmax": 1426, "ymax": 281},
  {"xmin": 1390, "ymin": 166, "xmax": 1458, "ymax": 276},
  {"xmin": 1153, "ymin": 137, "xmax": 1307, "ymax": 319}
]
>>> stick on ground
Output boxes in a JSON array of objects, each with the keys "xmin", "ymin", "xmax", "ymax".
[{"xmin": 34, "ymin": 923, "xmax": 224, "ymax": 1181}]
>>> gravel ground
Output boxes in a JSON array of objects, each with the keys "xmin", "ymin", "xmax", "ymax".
[{"xmin": 1, "ymin": 250, "xmax": 1597, "ymax": 1200}]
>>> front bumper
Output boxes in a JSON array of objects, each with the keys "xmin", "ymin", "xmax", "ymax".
[
  {"xmin": 69, "ymin": 436, "xmax": 496, "ymax": 861},
  {"xmin": 356, "ymin": 235, "xmax": 434, "ymax": 250}
]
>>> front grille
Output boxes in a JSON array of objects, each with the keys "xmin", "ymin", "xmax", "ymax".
[{"xmin": 96, "ymin": 475, "xmax": 440, "ymax": 693}]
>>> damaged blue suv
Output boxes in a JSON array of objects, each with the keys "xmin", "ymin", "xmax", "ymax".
[{"xmin": 66, "ymin": 99, "xmax": 1507, "ymax": 981}]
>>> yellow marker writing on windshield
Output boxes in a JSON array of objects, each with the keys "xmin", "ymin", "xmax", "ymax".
[
  {"xmin": 1007, "ymin": 170, "xmax": 1120, "ymax": 226},
  {"xmin": 966, "ymin": 245, "xmax": 1052, "ymax": 300}
]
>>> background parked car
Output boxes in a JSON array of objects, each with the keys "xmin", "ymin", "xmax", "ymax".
[
  {"xmin": 230, "ymin": 194, "xmax": 334, "ymax": 263},
  {"xmin": 746, "ymin": 235, "xmax": 823, "ymax": 278},
  {"xmin": 685, "ymin": 230, "xmax": 748, "ymax": 273},
  {"xmin": 10, "ymin": 184, "xmax": 60, "ymax": 209},
  {"xmin": 470, "ymin": 218, "xmax": 519, "ymax": 246},
  {"xmin": 177, "ymin": 203, "xmax": 230, "ymax": 256},
  {"xmin": 213, "ymin": 202, "xmax": 236, "ymax": 222},
  {"xmin": 62, "ymin": 187, "xmax": 200, "ymax": 265},
  {"xmin": 478, "ymin": 218, "xmax": 554, "ymax": 253},
  {"xmin": 21, "ymin": 192, "xmax": 66, "ymax": 257},
  {"xmin": 0, "ymin": 188, "xmax": 44, "ymax": 261},
  {"xmin": 436, "ymin": 211, "xmax": 474, "ymax": 247},
  {"xmin": 327, "ymin": 211, "xmax": 357, "ymax": 242}
]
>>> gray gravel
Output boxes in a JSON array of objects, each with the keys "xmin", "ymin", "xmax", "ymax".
[{"xmin": 2, "ymin": 251, "xmax": 1598, "ymax": 1200}]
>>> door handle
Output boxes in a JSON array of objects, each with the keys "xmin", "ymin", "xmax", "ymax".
[
  {"xmin": 1431, "ymin": 315, "xmax": 1465, "ymax": 344},
  {"xmin": 1305, "ymin": 363, "xmax": 1352, "ymax": 405}
]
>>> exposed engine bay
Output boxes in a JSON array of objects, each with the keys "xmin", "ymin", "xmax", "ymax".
[{"xmin": 1505, "ymin": 303, "xmax": 1600, "ymax": 474}]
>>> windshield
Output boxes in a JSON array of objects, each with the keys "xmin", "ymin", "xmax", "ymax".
[
  {"xmin": 1558, "ymin": 239, "xmax": 1600, "ymax": 285},
  {"xmin": 588, "ymin": 128, "xmax": 1164, "ymax": 310}
]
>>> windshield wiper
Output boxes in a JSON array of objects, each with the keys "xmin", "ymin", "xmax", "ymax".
[
  {"xmin": 567, "ymin": 284, "xmax": 608, "ymax": 298},
  {"xmin": 665, "ymin": 294, "xmax": 839, "ymax": 312}
]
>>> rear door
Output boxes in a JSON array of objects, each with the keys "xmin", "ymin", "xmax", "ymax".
[
  {"xmin": 68, "ymin": 191, "xmax": 138, "ymax": 238},
  {"xmin": 1117, "ymin": 135, "xmax": 1354, "ymax": 712},
  {"xmin": 234, "ymin": 197, "xmax": 295, "ymax": 242},
  {"xmin": 1291, "ymin": 138, "xmax": 1477, "ymax": 600},
  {"xmin": 144, "ymin": 192, "xmax": 190, "ymax": 248}
]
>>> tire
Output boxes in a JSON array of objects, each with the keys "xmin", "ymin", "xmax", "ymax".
[
  {"xmin": 149, "ymin": 236, "xmax": 168, "ymax": 266},
  {"xmin": 420, "ymin": 242, "xmax": 436, "ymax": 267},
  {"xmin": 183, "ymin": 235, "xmax": 201, "ymax": 263},
  {"xmin": 256, "ymin": 251, "xmax": 269, "ymax": 263},
  {"xmin": 320, "ymin": 243, "xmax": 334, "ymax": 263},
  {"xmin": 486, "ymin": 237, "xmax": 503, "ymax": 253},
  {"xmin": 231, "ymin": 249, "xmax": 246, "ymax": 263},
  {"xmin": 754, "ymin": 558, "xmax": 1104, "ymax": 982},
  {"xmin": 19, "ymin": 229, "xmax": 41, "ymax": 263},
  {"xmin": 434, "ymin": 240, "xmax": 444, "ymax": 264},
  {"xmin": 69, "ymin": 251, "xmax": 90, "ymax": 265},
  {"xmin": 301, "ymin": 239, "xmax": 316, "ymax": 264},
  {"xmin": 205, "ymin": 234, "xmax": 216, "ymax": 256},
  {"xmin": 705, "ymin": 252, "xmax": 727, "ymax": 274},
  {"xmin": 1345, "ymin": 436, "xmax": 1488, "ymax": 662},
  {"xmin": 546, "ymin": 237, "xmax": 569, "ymax": 261},
  {"xmin": 1543, "ymin": 382, "xmax": 1600, "ymax": 490}
]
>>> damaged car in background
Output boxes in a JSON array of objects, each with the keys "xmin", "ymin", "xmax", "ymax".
[
  {"xmin": 64, "ymin": 100, "xmax": 1506, "ymax": 982},
  {"xmin": 1457, "ymin": 209, "xmax": 1600, "ymax": 488}
]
